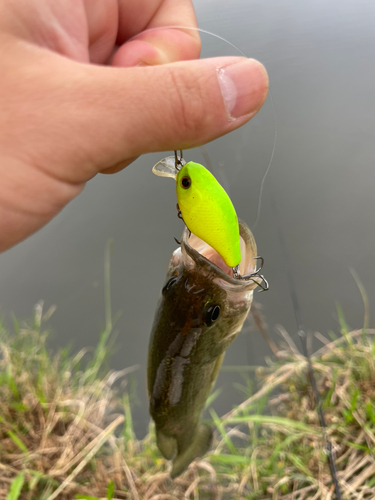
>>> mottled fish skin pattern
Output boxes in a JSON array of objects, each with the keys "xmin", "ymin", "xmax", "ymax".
[{"xmin": 147, "ymin": 220, "xmax": 258, "ymax": 478}]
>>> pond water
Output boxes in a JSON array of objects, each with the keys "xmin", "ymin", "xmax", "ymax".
[{"xmin": 0, "ymin": 0, "xmax": 374, "ymax": 437}]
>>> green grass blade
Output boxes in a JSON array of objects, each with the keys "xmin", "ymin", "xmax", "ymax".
[
  {"xmin": 223, "ymin": 415, "xmax": 321, "ymax": 435},
  {"xmin": 123, "ymin": 393, "xmax": 135, "ymax": 453},
  {"xmin": 335, "ymin": 302, "xmax": 352, "ymax": 343},
  {"xmin": 209, "ymin": 453, "xmax": 249, "ymax": 464},
  {"xmin": 210, "ymin": 409, "xmax": 237, "ymax": 454},
  {"xmin": 75, "ymin": 496, "xmax": 101, "ymax": 500},
  {"xmin": 350, "ymin": 268, "xmax": 369, "ymax": 333},
  {"xmin": 7, "ymin": 431, "xmax": 28, "ymax": 454},
  {"xmin": 106, "ymin": 480, "xmax": 115, "ymax": 500},
  {"xmin": 6, "ymin": 366, "xmax": 19, "ymax": 399},
  {"xmin": 287, "ymin": 453, "xmax": 314, "ymax": 478},
  {"xmin": 6, "ymin": 473, "xmax": 25, "ymax": 500},
  {"xmin": 205, "ymin": 388, "xmax": 222, "ymax": 408},
  {"xmin": 104, "ymin": 239, "xmax": 114, "ymax": 333}
]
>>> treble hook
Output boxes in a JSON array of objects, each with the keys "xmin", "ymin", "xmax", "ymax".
[
  {"xmin": 176, "ymin": 203, "xmax": 183, "ymax": 220},
  {"xmin": 232, "ymin": 256, "xmax": 269, "ymax": 292},
  {"xmin": 251, "ymin": 256, "xmax": 264, "ymax": 275},
  {"xmin": 253, "ymin": 275, "xmax": 269, "ymax": 292},
  {"xmin": 175, "ymin": 201, "xmax": 191, "ymax": 243}
]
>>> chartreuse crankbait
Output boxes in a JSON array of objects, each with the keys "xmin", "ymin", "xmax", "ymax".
[
  {"xmin": 176, "ymin": 161, "xmax": 241, "ymax": 268},
  {"xmin": 152, "ymin": 151, "xmax": 268, "ymax": 288}
]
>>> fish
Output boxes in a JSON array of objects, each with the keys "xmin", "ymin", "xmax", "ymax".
[{"xmin": 147, "ymin": 218, "xmax": 260, "ymax": 477}]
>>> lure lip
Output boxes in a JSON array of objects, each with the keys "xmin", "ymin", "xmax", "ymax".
[
  {"xmin": 180, "ymin": 219, "xmax": 260, "ymax": 290},
  {"xmin": 152, "ymin": 155, "xmax": 186, "ymax": 180}
]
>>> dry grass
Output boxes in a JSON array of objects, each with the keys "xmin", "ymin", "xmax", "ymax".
[{"xmin": 0, "ymin": 300, "xmax": 375, "ymax": 500}]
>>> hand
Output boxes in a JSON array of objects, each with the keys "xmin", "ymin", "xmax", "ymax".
[{"xmin": 0, "ymin": 0, "xmax": 269, "ymax": 252}]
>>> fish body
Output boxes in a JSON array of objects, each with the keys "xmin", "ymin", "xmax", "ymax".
[
  {"xmin": 176, "ymin": 162, "xmax": 241, "ymax": 268},
  {"xmin": 147, "ymin": 219, "xmax": 258, "ymax": 477}
]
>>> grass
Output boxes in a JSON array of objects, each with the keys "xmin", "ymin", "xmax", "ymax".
[
  {"xmin": 0, "ymin": 306, "xmax": 374, "ymax": 499},
  {"xmin": 0, "ymin": 244, "xmax": 374, "ymax": 499}
]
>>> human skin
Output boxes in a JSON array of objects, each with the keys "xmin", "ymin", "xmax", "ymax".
[{"xmin": 0, "ymin": 0, "xmax": 269, "ymax": 252}]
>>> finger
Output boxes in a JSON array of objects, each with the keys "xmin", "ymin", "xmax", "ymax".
[
  {"xmin": 1, "ymin": 42, "xmax": 268, "ymax": 184},
  {"xmin": 85, "ymin": 57, "xmax": 269, "ymax": 176},
  {"xmin": 111, "ymin": 28, "xmax": 201, "ymax": 67},
  {"xmin": 116, "ymin": 0, "xmax": 198, "ymax": 43},
  {"xmin": 83, "ymin": 0, "xmax": 119, "ymax": 64},
  {"xmin": 112, "ymin": 0, "xmax": 200, "ymax": 66}
]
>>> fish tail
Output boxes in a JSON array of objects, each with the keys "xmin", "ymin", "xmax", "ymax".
[{"xmin": 171, "ymin": 423, "xmax": 213, "ymax": 478}]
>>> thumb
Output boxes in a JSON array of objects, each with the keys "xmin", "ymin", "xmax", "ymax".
[
  {"xmin": 1, "ymin": 42, "xmax": 268, "ymax": 184},
  {"xmin": 83, "ymin": 56, "xmax": 269, "ymax": 175}
]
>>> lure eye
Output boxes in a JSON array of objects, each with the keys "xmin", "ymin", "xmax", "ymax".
[
  {"xmin": 181, "ymin": 176, "xmax": 191, "ymax": 189},
  {"xmin": 162, "ymin": 276, "xmax": 179, "ymax": 295},
  {"xmin": 204, "ymin": 304, "xmax": 221, "ymax": 326}
]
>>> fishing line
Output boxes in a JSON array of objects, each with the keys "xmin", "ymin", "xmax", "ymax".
[
  {"xmin": 271, "ymin": 193, "xmax": 343, "ymax": 500},
  {"xmin": 128, "ymin": 26, "xmax": 276, "ymax": 228},
  {"xmin": 252, "ymin": 92, "xmax": 277, "ymax": 230}
]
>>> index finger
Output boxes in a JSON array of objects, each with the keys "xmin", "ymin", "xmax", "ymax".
[{"xmin": 112, "ymin": 0, "xmax": 201, "ymax": 67}]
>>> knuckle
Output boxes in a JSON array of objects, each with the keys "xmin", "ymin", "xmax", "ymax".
[{"xmin": 165, "ymin": 67, "xmax": 209, "ymax": 138}]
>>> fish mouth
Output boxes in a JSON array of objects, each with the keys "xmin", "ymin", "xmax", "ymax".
[{"xmin": 179, "ymin": 219, "xmax": 260, "ymax": 289}]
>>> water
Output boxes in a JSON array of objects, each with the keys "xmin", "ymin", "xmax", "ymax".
[{"xmin": 0, "ymin": 0, "xmax": 374, "ymax": 437}]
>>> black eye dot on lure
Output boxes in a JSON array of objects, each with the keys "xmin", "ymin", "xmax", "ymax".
[{"xmin": 181, "ymin": 177, "xmax": 191, "ymax": 189}]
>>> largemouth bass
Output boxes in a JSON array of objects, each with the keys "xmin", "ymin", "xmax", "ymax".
[{"xmin": 147, "ymin": 219, "xmax": 260, "ymax": 477}]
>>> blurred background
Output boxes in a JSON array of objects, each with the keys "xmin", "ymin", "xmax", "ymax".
[{"xmin": 0, "ymin": 0, "xmax": 374, "ymax": 436}]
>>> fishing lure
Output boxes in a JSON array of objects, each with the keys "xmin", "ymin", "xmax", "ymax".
[{"xmin": 153, "ymin": 152, "xmax": 268, "ymax": 289}]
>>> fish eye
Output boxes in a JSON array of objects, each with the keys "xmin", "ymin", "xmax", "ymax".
[
  {"xmin": 204, "ymin": 304, "xmax": 221, "ymax": 326},
  {"xmin": 181, "ymin": 176, "xmax": 191, "ymax": 189},
  {"xmin": 162, "ymin": 276, "xmax": 179, "ymax": 295}
]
